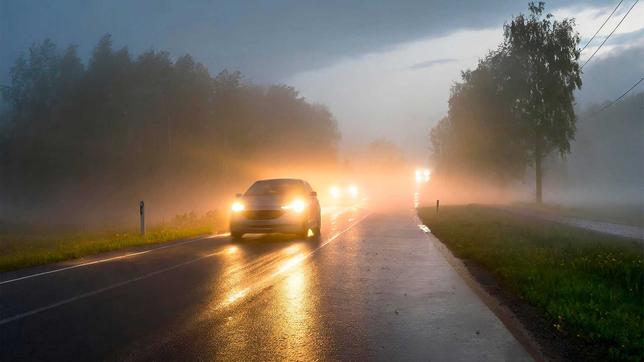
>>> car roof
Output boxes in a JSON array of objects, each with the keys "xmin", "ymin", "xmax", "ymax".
[
  {"xmin": 255, "ymin": 178, "xmax": 305, "ymax": 184},
  {"xmin": 251, "ymin": 178, "xmax": 312, "ymax": 191}
]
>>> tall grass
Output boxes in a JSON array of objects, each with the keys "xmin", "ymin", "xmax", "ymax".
[{"xmin": 0, "ymin": 211, "xmax": 226, "ymax": 272}]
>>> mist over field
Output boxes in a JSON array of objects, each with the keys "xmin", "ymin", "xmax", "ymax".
[
  {"xmin": 546, "ymin": 92, "xmax": 644, "ymax": 207},
  {"xmin": 0, "ymin": 0, "xmax": 642, "ymax": 229}
]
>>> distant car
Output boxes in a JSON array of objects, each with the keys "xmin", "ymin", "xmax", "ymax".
[
  {"xmin": 328, "ymin": 183, "xmax": 360, "ymax": 205},
  {"xmin": 230, "ymin": 178, "xmax": 321, "ymax": 240}
]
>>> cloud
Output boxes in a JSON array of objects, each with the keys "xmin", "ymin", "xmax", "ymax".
[
  {"xmin": 288, "ymin": 0, "xmax": 644, "ymax": 159},
  {"xmin": 577, "ymin": 44, "xmax": 644, "ymax": 106},
  {"xmin": 604, "ymin": 28, "xmax": 644, "ymax": 47},
  {"xmin": 288, "ymin": 28, "xmax": 502, "ymax": 159},
  {"xmin": 0, "ymin": 0, "xmax": 602, "ymax": 84},
  {"xmin": 408, "ymin": 58, "xmax": 458, "ymax": 70}
]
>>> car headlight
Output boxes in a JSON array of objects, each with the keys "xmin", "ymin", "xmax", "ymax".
[
  {"xmin": 231, "ymin": 201, "xmax": 245, "ymax": 212},
  {"xmin": 330, "ymin": 186, "xmax": 341, "ymax": 199},
  {"xmin": 348, "ymin": 185, "xmax": 359, "ymax": 198},
  {"xmin": 415, "ymin": 168, "xmax": 431, "ymax": 183},
  {"xmin": 282, "ymin": 199, "xmax": 307, "ymax": 213}
]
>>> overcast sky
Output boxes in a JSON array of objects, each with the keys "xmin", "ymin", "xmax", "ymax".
[{"xmin": 2, "ymin": 0, "xmax": 642, "ymax": 159}]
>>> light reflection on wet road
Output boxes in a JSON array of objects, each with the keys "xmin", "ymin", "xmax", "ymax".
[{"xmin": 0, "ymin": 205, "xmax": 530, "ymax": 361}]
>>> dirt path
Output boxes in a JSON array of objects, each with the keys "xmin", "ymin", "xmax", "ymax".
[{"xmin": 504, "ymin": 207, "xmax": 643, "ymax": 241}]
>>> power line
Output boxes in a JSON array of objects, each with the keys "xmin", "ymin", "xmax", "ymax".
[
  {"xmin": 586, "ymin": 76, "xmax": 644, "ymax": 119},
  {"xmin": 599, "ymin": 76, "xmax": 644, "ymax": 110},
  {"xmin": 580, "ymin": 0, "xmax": 639, "ymax": 70},
  {"xmin": 580, "ymin": 0, "xmax": 624, "ymax": 52}
]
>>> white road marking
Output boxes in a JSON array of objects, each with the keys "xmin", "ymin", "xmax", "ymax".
[
  {"xmin": 418, "ymin": 224, "xmax": 431, "ymax": 233},
  {"xmin": 0, "ymin": 205, "xmax": 362, "ymax": 287},
  {"xmin": 0, "ymin": 213, "xmax": 370, "ymax": 325},
  {"xmin": 0, "ymin": 249, "xmax": 229, "ymax": 325},
  {"xmin": 274, "ymin": 212, "xmax": 370, "ymax": 276},
  {"xmin": 213, "ymin": 212, "xmax": 371, "ymax": 309},
  {"xmin": 0, "ymin": 233, "xmax": 229, "ymax": 286}
]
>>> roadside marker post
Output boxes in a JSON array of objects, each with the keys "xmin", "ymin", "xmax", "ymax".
[
  {"xmin": 140, "ymin": 200, "xmax": 146, "ymax": 236},
  {"xmin": 436, "ymin": 199, "xmax": 440, "ymax": 216}
]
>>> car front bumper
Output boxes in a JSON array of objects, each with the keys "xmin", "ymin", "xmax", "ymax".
[{"xmin": 230, "ymin": 210, "xmax": 307, "ymax": 234}]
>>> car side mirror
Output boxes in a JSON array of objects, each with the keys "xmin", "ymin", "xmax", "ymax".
[
  {"xmin": 310, "ymin": 191, "xmax": 317, "ymax": 197},
  {"xmin": 235, "ymin": 193, "xmax": 242, "ymax": 198}
]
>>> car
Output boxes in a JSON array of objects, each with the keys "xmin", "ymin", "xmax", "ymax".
[
  {"xmin": 230, "ymin": 178, "xmax": 321, "ymax": 240},
  {"xmin": 328, "ymin": 183, "xmax": 360, "ymax": 205}
]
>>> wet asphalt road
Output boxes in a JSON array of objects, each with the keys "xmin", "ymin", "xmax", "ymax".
[{"xmin": 0, "ymin": 206, "xmax": 531, "ymax": 361}]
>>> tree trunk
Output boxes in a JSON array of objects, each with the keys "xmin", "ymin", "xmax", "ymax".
[{"xmin": 535, "ymin": 133, "xmax": 543, "ymax": 204}]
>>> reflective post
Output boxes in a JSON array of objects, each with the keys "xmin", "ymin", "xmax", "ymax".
[
  {"xmin": 436, "ymin": 199, "xmax": 440, "ymax": 216},
  {"xmin": 140, "ymin": 200, "xmax": 145, "ymax": 236}
]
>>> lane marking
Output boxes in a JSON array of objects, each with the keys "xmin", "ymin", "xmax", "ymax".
[
  {"xmin": 0, "ymin": 213, "xmax": 370, "ymax": 325},
  {"xmin": 418, "ymin": 224, "xmax": 431, "ymax": 233},
  {"xmin": 0, "ymin": 249, "xmax": 230, "ymax": 325},
  {"xmin": 214, "ymin": 212, "xmax": 371, "ymax": 309},
  {"xmin": 1, "ymin": 204, "xmax": 363, "ymax": 286},
  {"xmin": 0, "ymin": 233, "xmax": 229, "ymax": 286},
  {"xmin": 274, "ymin": 212, "xmax": 370, "ymax": 276}
]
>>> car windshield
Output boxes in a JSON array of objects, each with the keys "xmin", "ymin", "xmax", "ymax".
[{"xmin": 245, "ymin": 180, "xmax": 306, "ymax": 196}]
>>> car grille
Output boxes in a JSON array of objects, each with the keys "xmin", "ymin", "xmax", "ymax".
[{"xmin": 243, "ymin": 210, "xmax": 284, "ymax": 220}]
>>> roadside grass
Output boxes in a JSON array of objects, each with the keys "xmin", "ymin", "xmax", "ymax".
[
  {"xmin": 418, "ymin": 205, "xmax": 643, "ymax": 361},
  {"xmin": 0, "ymin": 212, "xmax": 226, "ymax": 272}
]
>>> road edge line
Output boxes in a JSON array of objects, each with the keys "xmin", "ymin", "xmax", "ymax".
[
  {"xmin": 0, "ymin": 233, "xmax": 229, "ymax": 285},
  {"xmin": 415, "ymin": 216, "xmax": 545, "ymax": 362}
]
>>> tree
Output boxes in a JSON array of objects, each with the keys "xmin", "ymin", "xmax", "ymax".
[
  {"xmin": 431, "ymin": 52, "xmax": 529, "ymax": 182},
  {"xmin": 0, "ymin": 34, "xmax": 340, "ymax": 223},
  {"xmin": 502, "ymin": 2, "xmax": 582, "ymax": 203},
  {"xmin": 429, "ymin": 2, "xmax": 581, "ymax": 203}
]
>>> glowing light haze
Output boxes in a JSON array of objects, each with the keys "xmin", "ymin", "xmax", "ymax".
[{"xmin": 2, "ymin": 0, "xmax": 643, "ymax": 160}]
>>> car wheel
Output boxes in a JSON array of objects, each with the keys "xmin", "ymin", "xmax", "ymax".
[{"xmin": 231, "ymin": 231, "xmax": 243, "ymax": 240}]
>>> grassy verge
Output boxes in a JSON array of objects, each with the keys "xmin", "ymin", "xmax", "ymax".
[
  {"xmin": 0, "ymin": 212, "xmax": 226, "ymax": 272},
  {"xmin": 418, "ymin": 205, "xmax": 643, "ymax": 361}
]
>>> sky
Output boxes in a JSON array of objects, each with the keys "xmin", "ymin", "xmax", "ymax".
[{"xmin": 2, "ymin": 0, "xmax": 643, "ymax": 160}]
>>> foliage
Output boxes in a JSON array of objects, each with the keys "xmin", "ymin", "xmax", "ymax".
[
  {"xmin": 0, "ymin": 35, "xmax": 340, "ymax": 223},
  {"xmin": 418, "ymin": 205, "xmax": 643, "ymax": 361},
  {"xmin": 503, "ymin": 2, "xmax": 582, "ymax": 158},
  {"xmin": 430, "ymin": 2, "xmax": 582, "ymax": 198},
  {"xmin": 431, "ymin": 50, "xmax": 529, "ymax": 181}
]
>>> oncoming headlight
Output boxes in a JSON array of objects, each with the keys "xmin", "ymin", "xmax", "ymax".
[
  {"xmin": 282, "ymin": 199, "xmax": 307, "ymax": 213},
  {"xmin": 348, "ymin": 185, "xmax": 359, "ymax": 198},
  {"xmin": 415, "ymin": 168, "xmax": 431, "ymax": 183},
  {"xmin": 231, "ymin": 201, "xmax": 245, "ymax": 212}
]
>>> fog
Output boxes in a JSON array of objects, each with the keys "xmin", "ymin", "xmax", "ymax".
[
  {"xmin": 545, "ymin": 92, "xmax": 644, "ymax": 207},
  {"xmin": 1, "ymin": 1, "xmax": 643, "ymax": 231}
]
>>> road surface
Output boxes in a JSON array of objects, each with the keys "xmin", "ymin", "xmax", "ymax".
[{"xmin": 1, "ymin": 206, "xmax": 531, "ymax": 361}]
